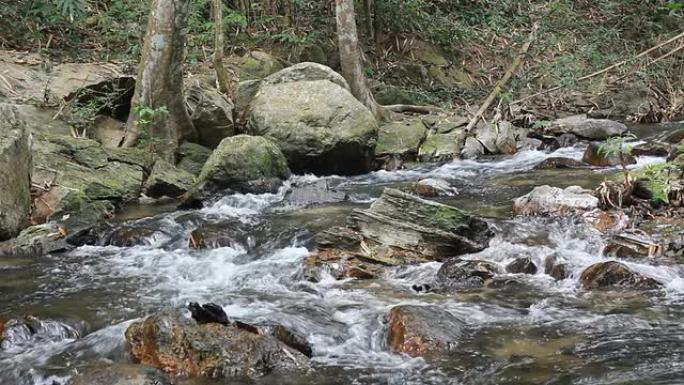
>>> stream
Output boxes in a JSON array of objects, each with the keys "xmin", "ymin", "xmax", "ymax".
[{"xmin": 2, "ymin": 124, "xmax": 684, "ymax": 385}]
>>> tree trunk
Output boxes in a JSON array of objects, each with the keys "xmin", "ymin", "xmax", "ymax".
[
  {"xmin": 212, "ymin": 0, "xmax": 236, "ymax": 100},
  {"xmin": 122, "ymin": 0, "xmax": 195, "ymax": 161},
  {"xmin": 362, "ymin": 0, "xmax": 373, "ymax": 40},
  {"xmin": 334, "ymin": 0, "xmax": 380, "ymax": 119}
]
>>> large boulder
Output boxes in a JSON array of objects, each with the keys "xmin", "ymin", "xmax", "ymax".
[
  {"xmin": 376, "ymin": 119, "xmax": 427, "ymax": 160},
  {"xmin": 579, "ymin": 261, "xmax": 661, "ymax": 290},
  {"xmin": 262, "ymin": 62, "xmax": 349, "ymax": 90},
  {"xmin": 0, "ymin": 104, "xmax": 32, "ymax": 240},
  {"xmin": 385, "ymin": 305, "xmax": 465, "ymax": 358},
  {"xmin": 418, "ymin": 131, "xmax": 465, "ymax": 162},
  {"xmin": 248, "ymin": 79, "xmax": 378, "ymax": 175},
  {"xmin": 305, "ymin": 189, "xmax": 493, "ymax": 279},
  {"xmin": 582, "ymin": 142, "xmax": 637, "ymax": 167},
  {"xmin": 544, "ymin": 115, "xmax": 628, "ymax": 140},
  {"xmin": 125, "ymin": 312, "xmax": 310, "ymax": 378},
  {"xmin": 196, "ymin": 135, "xmax": 291, "ymax": 194},
  {"xmin": 461, "ymin": 137, "xmax": 485, "ymax": 159},
  {"xmin": 185, "ymin": 82, "xmax": 235, "ymax": 149},
  {"xmin": 513, "ymin": 185, "xmax": 599, "ymax": 216},
  {"xmin": 175, "ymin": 142, "xmax": 212, "ymax": 176}
]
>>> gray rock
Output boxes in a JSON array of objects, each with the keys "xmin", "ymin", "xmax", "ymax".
[
  {"xmin": 0, "ymin": 104, "xmax": 32, "ymax": 240},
  {"xmin": 70, "ymin": 364, "xmax": 172, "ymax": 385},
  {"xmin": 513, "ymin": 185, "xmax": 599, "ymax": 216},
  {"xmin": 505, "ymin": 257, "xmax": 538, "ymax": 274},
  {"xmin": 144, "ymin": 160, "xmax": 196, "ymax": 198},
  {"xmin": 176, "ymin": 141, "xmax": 212, "ymax": 176},
  {"xmin": 418, "ymin": 131, "xmax": 465, "ymax": 162},
  {"xmin": 461, "ymin": 137, "xmax": 485, "ymax": 159},
  {"xmin": 435, "ymin": 259, "xmax": 501, "ymax": 290},
  {"xmin": 197, "ymin": 135, "xmax": 290, "ymax": 194},
  {"xmin": 376, "ymin": 118, "xmax": 427, "ymax": 159},
  {"xmin": 262, "ymin": 62, "xmax": 349, "ymax": 91},
  {"xmin": 239, "ymin": 51, "xmax": 285, "ymax": 80},
  {"xmin": 235, "ymin": 79, "xmax": 262, "ymax": 127},
  {"xmin": 248, "ymin": 80, "xmax": 377, "ymax": 175},
  {"xmin": 582, "ymin": 142, "xmax": 637, "ymax": 167},
  {"xmin": 413, "ymin": 178, "xmax": 458, "ymax": 197},
  {"xmin": 544, "ymin": 115, "xmax": 628, "ymax": 140},
  {"xmin": 186, "ymin": 83, "xmax": 235, "ymax": 149}
]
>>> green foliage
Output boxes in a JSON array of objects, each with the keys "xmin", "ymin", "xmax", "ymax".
[
  {"xmin": 134, "ymin": 105, "xmax": 169, "ymax": 153},
  {"xmin": 56, "ymin": 0, "xmax": 88, "ymax": 22},
  {"xmin": 598, "ymin": 134, "xmax": 636, "ymax": 184},
  {"xmin": 641, "ymin": 162, "xmax": 676, "ymax": 203}
]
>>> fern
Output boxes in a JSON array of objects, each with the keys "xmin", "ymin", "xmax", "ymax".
[{"xmin": 55, "ymin": 0, "xmax": 88, "ymax": 22}]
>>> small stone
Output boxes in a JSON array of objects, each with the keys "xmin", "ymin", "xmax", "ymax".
[
  {"xmin": 505, "ymin": 257, "xmax": 537, "ymax": 274},
  {"xmin": 579, "ymin": 261, "xmax": 661, "ymax": 289},
  {"xmin": 413, "ymin": 178, "xmax": 458, "ymax": 197}
]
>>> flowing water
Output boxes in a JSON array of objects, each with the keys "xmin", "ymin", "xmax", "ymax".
[{"xmin": 2, "ymin": 125, "xmax": 684, "ymax": 385}]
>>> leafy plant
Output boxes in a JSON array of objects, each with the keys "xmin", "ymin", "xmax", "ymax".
[
  {"xmin": 598, "ymin": 134, "xmax": 636, "ymax": 185},
  {"xmin": 641, "ymin": 162, "xmax": 675, "ymax": 203},
  {"xmin": 133, "ymin": 105, "xmax": 169, "ymax": 153}
]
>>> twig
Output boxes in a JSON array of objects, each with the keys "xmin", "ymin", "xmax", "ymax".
[
  {"xmin": 511, "ymin": 30, "xmax": 684, "ymax": 105},
  {"xmin": 465, "ymin": 24, "xmax": 538, "ymax": 132}
]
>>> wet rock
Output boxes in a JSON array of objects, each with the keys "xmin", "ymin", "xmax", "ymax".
[
  {"xmin": 435, "ymin": 259, "xmax": 501, "ymax": 290},
  {"xmin": 557, "ymin": 133, "xmax": 579, "ymax": 148},
  {"xmin": 517, "ymin": 137, "xmax": 543, "ymax": 152},
  {"xmin": 175, "ymin": 141, "xmax": 212, "ymax": 176},
  {"xmin": 188, "ymin": 224, "xmax": 241, "ymax": 249},
  {"xmin": 185, "ymin": 82, "xmax": 235, "ymax": 149},
  {"xmin": 506, "ymin": 257, "xmax": 538, "ymax": 274},
  {"xmin": 0, "ymin": 104, "xmax": 32, "ymax": 240},
  {"xmin": 583, "ymin": 209, "xmax": 628, "ymax": 233},
  {"xmin": 196, "ymin": 135, "xmax": 291, "ymax": 194},
  {"xmin": 418, "ymin": 131, "xmax": 465, "ymax": 162},
  {"xmin": 144, "ymin": 160, "xmax": 196, "ymax": 198},
  {"xmin": 188, "ymin": 302, "xmax": 230, "ymax": 325},
  {"xmin": 385, "ymin": 305, "xmax": 464, "ymax": 358},
  {"xmin": 251, "ymin": 323, "xmax": 313, "ymax": 358},
  {"xmin": 494, "ymin": 121, "xmax": 519, "ymax": 155},
  {"xmin": 603, "ymin": 233, "xmax": 663, "ymax": 259},
  {"xmin": 663, "ymin": 128, "xmax": 684, "ymax": 144},
  {"xmin": 239, "ymin": 50, "xmax": 284, "ymax": 80},
  {"xmin": 306, "ymin": 189, "xmax": 493, "ymax": 279},
  {"xmin": 534, "ymin": 157, "xmax": 592, "ymax": 170},
  {"xmin": 103, "ymin": 226, "xmax": 158, "ymax": 247},
  {"xmin": 70, "ymin": 364, "xmax": 172, "ymax": 385},
  {"xmin": 513, "ymin": 185, "xmax": 599, "ymax": 216},
  {"xmin": 374, "ymin": 153, "xmax": 404, "ymax": 171},
  {"xmin": 544, "ymin": 115, "xmax": 628, "ymax": 140},
  {"xmin": 248, "ymin": 78, "xmax": 377, "ymax": 175},
  {"xmin": 413, "ymin": 178, "xmax": 458, "ymax": 197},
  {"xmin": 461, "ymin": 137, "xmax": 485, "ymax": 159},
  {"xmin": 284, "ymin": 179, "xmax": 348, "ymax": 207},
  {"xmin": 544, "ymin": 254, "xmax": 568, "ymax": 280},
  {"xmin": 262, "ymin": 62, "xmax": 349, "ymax": 91},
  {"xmin": 582, "ymin": 142, "xmax": 637, "ymax": 167},
  {"xmin": 631, "ymin": 141, "xmax": 670, "ymax": 157},
  {"xmin": 376, "ymin": 118, "xmax": 427, "ymax": 160},
  {"xmin": 0, "ymin": 315, "xmax": 81, "ymax": 351},
  {"xmin": 580, "ymin": 261, "xmax": 661, "ymax": 289},
  {"xmin": 125, "ymin": 311, "xmax": 310, "ymax": 377}
]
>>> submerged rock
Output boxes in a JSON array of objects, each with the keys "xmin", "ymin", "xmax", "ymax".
[
  {"xmin": 413, "ymin": 178, "xmax": 459, "ymax": 197},
  {"xmin": 544, "ymin": 115, "xmax": 628, "ymax": 140},
  {"xmin": 125, "ymin": 312, "xmax": 310, "ymax": 378},
  {"xmin": 284, "ymin": 179, "xmax": 348, "ymax": 207},
  {"xmin": 435, "ymin": 259, "xmax": 501, "ymax": 290},
  {"xmin": 196, "ymin": 135, "xmax": 291, "ymax": 194},
  {"xmin": 582, "ymin": 142, "xmax": 637, "ymax": 167},
  {"xmin": 306, "ymin": 188, "xmax": 493, "ymax": 279},
  {"xmin": 70, "ymin": 364, "xmax": 172, "ymax": 385},
  {"xmin": 102, "ymin": 225, "xmax": 160, "ymax": 247},
  {"xmin": 0, "ymin": 104, "xmax": 32, "ymax": 240},
  {"xmin": 248, "ymin": 78, "xmax": 377, "ymax": 175},
  {"xmin": 579, "ymin": 261, "xmax": 661, "ymax": 290},
  {"xmin": 0, "ymin": 315, "xmax": 81, "ymax": 351},
  {"xmin": 188, "ymin": 224, "xmax": 243, "ymax": 249},
  {"xmin": 513, "ymin": 185, "xmax": 598, "ymax": 216},
  {"xmin": 385, "ymin": 305, "xmax": 465, "ymax": 358}
]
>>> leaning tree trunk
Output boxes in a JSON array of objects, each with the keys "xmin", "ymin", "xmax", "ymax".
[
  {"xmin": 212, "ymin": 0, "xmax": 237, "ymax": 100},
  {"xmin": 122, "ymin": 0, "xmax": 196, "ymax": 161},
  {"xmin": 335, "ymin": 0, "xmax": 380, "ymax": 119}
]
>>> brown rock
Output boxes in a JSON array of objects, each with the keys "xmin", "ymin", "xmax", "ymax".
[
  {"xmin": 385, "ymin": 305, "xmax": 464, "ymax": 358},
  {"xmin": 125, "ymin": 312, "xmax": 310, "ymax": 378},
  {"xmin": 505, "ymin": 257, "xmax": 538, "ymax": 274},
  {"xmin": 544, "ymin": 254, "xmax": 568, "ymax": 280},
  {"xmin": 579, "ymin": 261, "xmax": 661, "ymax": 290},
  {"xmin": 631, "ymin": 142, "xmax": 670, "ymax": 157},
  {"xmin": 582, "ymin": 142, "xmax": 637, "ymax": 167},
  {"xmin": 70, "ymin": 364, "xmax": 172, "ymax": 385}
]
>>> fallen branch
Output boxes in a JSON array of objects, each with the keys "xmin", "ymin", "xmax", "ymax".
[
  {"xmin": 511, "ymin": 30, "xmax": 684, "ymax": 105},
  {"xmin": 465, "ymin": 24, "xmax": 538, "ymax": 132}
]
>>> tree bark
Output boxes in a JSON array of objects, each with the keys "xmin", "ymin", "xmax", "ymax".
[
  {"xmin": 335, "ymin": 0, "xmax": 380, "ymax": 119},
  {"xmin": 362, "ymin": 0, "xmax": 373, "ymax": 40},
  {"xmin": 212, "ymin": 0, "xmax": 236, "ymax": 100},
  {"xmin": 122, "ymin": 0, "xmax": 195, "ymax": 161}
]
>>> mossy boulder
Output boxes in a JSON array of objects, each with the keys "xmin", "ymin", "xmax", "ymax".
[
  {"xmin": 0, "ymin": 104, "xmax": 32, "ymax": 240},
  {"xmin": 176, "ymin": 142, "xmax": 212, "ymax": 176},
  {"xmin": 197, "ymin": 135, "xmax": 291, "ymax": 194},
  {"xmin": 248, "ymin": 79, "xmax": 378, "ymax": 175},
  {"xmin": 144, "ymin": 160, "xmax": 196, "ymax": 198},
  {"xmin": 262, "ymin": 62, "xmax": 349, "ymax": 90},
  {"xmin": 374, "ymin": 85, "xmax": 419, "ymax": 106},
  {"xmin": 419, "ymin": 131, "xmax": 466, "ymax": 162},
  {"xmin": 376, "ymin": 119, "xmax": 427, "ymax": 159},
  {"xmin": 239, "ymin": 51, "xmax": 284, "ymax": 80}
]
